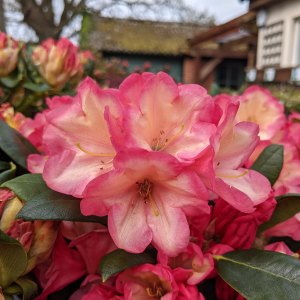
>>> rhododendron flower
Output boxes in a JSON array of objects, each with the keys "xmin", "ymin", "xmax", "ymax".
[
  {"xmin": 70, "ymin": 275, "xmax": 117, "ymax": 300},
  {"xmin": 32, "ymin": 38, "xmax": 82, "ymax": 88},
  {"xmin": 158, "ymin": 242, "xmax": 213, "ymax": 285},
  {"xmin": 116, "ymin": 264, "xmax": 179, "ymax": 299},
  {"xmin": 0, "ymin": 33, "xmax": 19, "ymax": 77},
  {"xmin": 264, "ymin": 213, "xmax": 300, "ymax": 241},
  {"xmin": 81, "ymin": 149, "xmax": 209, "ymax": 256},
  {"xmin": 265, "ymin": 242, "xmax": 294, "ymax": 255},
  {"xmin": 40, "ymin": 78, "xmax": 123, "ymax": 197},
  {"xmin": 0, "ymin": 190, "xmax": 57, "ymax": 273},
  {"xmin": 177, "ymin": 283, "xmax": 205, "ymax": 300},
  {"xmin": 0, "ymin": 103, "xmax": 26, "ymax": 130},
  {"xmin": 34, "ymin": 234, "xmax": 86, "ymax": 300},
  {"xmin": 208, "ymin": 197, "xmax": 276, "ymax": 249},
  {"xmin": 236, "ymin": 85, "xmax": 286, "ymax": 140},
  {"xmin": 118, "ymin": 72, "xmax": 219, "ymax": 162},
  {"xmin": 196, "ymin": 95, "xmax": 272, "ymax": 213}
]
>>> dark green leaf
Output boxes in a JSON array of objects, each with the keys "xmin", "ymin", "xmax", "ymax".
[
  {"xmin": 100, "ymin": 249, "xmax": 155, "ymax": 282},
  {"xmin": 2, "ymin": 174, "xmax": 105, "ymax": 223},
  {"xmin": 259, "ymin": 194, "xmax": 300, "ymax": 233},
  {"xmin": 0, "ymin": 230, "xmax": 28, "ymax": 288},
  {"xmin": 4, "ymin": 283, "xmax": 22, "ymax": 295},
  {"xmin": 1, "ymin": 174, "xmax": 48, "ymax": 201},
  {"xmin": 15, "ymin": 277, "xmax": 38, "ymax": 300},
  {"xmin": 0, "ymin": 75, "xmax": 21, "ymax": 88},
  {"xmin": 0, "ymin": 162, "xmax": 16, "ymax": 185},
  {"xmin": 0, "ymin": 161, "xmax": 10, "ymax": 171},
  {"xmin": 251, "ymin": 144, "xmax": 283, "ymax": 186},
  {"xmin": 23, "ymin": 81, "xmax": 49, "ymax": 92},
  {"xmin": 215, "ymin": 249, "xmax": 300, "ymax": 300},
  {"xmin": 0, "ymin": 120, "xmax": 39, "ymax": 169}
]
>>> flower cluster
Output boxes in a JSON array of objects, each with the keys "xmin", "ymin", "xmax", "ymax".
[{"xmin": 1, "ymin": 71, "xmax": 300, "ymax": 299}]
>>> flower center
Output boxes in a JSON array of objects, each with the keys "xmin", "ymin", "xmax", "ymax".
[
  {"xmin": 137, "ymin": 179, "xmax": 159, "ymax": 216},
  {"xmin": 151, "ymin": 124, "xmax": 185, "ymax": 151},
  {"xmin": 146, "ymin": 282, "xmax": 166, "ymax": 298}
]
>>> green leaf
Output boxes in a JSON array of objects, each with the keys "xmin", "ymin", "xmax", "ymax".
[
  {"xmin": 2, "ymin": 174, "xmax": 106, "ymax": 223},
  {"xmin": 0, "ymin": 75, "xmax": 21, "ymax": 88},
  {"xmin": 259, "ymin": 194, "xmax": 300, "ymax": 233},
  {"xmin": 15, "ymin": 277, "xmax": 38, "ymax": 300},
  {"xmin": 0, "ymin": 120, "xmax": 39, "ymax": 169},
  {"xmin": 251, "ymin": 144, "xmax": 283, "ymax": 186},
  {"xmin": 1, "ymin": 174, "xmax": 49, "ymax": 201},
  {"xmin": 215, "ymin": 249, "xmax": 300, "ymax": 300},
  {"xmin": 23, "ymin": 81, "xmax": 49, "ymax": 93},
  {"xmin": 0, "ymin": 162, "xmax": 16, "ymax": 185},
  {"xmin": 100, "ymin": 249, "xmax": 156, "ymax": 282},
  {"xmin": 0, "ymin": 230, "xmax": 28, "ymax": 288}
]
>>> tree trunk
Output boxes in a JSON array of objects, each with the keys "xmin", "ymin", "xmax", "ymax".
[{"xmin": 0, "ymin": 0, "xmax": 6, "ymax": 32}]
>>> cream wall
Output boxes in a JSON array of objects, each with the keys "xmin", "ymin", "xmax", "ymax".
[{"xmin": 257, "ymin": 0, "xmax": 300, "ymax": 69}]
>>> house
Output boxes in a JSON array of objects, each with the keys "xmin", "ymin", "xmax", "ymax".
[
  {"xmin": 80, "ymin": 14, "xmax": 209, "ymax": 83},
  {"xmin": 187, "ymin": 12, "xmax": 257, "ymax": 91},
  {"xmin": 244, "ymin": 0, "xmax": 300, "ymax": 84}
]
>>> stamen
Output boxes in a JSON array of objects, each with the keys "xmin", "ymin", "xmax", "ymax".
[
  {"xmin": 76, "ymin": 143, "xmax": 115, "ymax": 157},
  {"xmin": 217, "ymin": 170, "xmax": 249, "ymax": 179},
  {"xmin": 159, "ymin": 123, "xmax": 185, "ymax": 151},
  {"xmin": 149, "ymin": 194, "xmax": 160, "ymax": 217}
]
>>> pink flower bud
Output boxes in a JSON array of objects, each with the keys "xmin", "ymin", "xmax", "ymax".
[
  {"xmin": 32, "ymin": 38, "xmax": 83, "ymax": 88},
  {"xmin": 0, "ymin": 33, "xmax": 19, "ymax": 77}
]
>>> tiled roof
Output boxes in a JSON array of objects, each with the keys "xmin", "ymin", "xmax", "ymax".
[{"xmin": 86, "ymin": 16, "xmax": 207, "ymax": 56}]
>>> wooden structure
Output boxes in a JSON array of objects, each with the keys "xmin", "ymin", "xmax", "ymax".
[{"xmin": 186, "ymin": 12, "xmax": 257, "ymax": 90}]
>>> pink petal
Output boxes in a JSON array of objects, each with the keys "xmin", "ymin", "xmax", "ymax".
[
  {"xmin": 109, "ymin": 198, "xmax": 152, "ymax": 253},
  {"xmin": 215, "ymin": 169, "xmax": 271, "ymax": 212},
  {"xmin": 43, "ymin": 150, "xmax": 109, "ymax": 197},
  {"xmin": 147, "ymin": 191, "xmax": 190, "ymax": 256}
]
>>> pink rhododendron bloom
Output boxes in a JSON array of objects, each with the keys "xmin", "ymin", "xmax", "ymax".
[
  {"xmin": 197, "ymin": 95, "xmax": 272, "ymax": 213},
  {"xmin": 69, "ymin": 226, "xmax": 117, "ymax": 274},
  {"xmin": 207, "ymin": 197, "xmax": 276, "ymax": 249},
  {"xmin": 70, "ymin": 275, "xmax": 117, "ymax": 300},
  {"xmin": 288, "ymin": 112, "xmax": 300, "ymax": 151},
  {"xmin": 216, "ymin": 277, "xmax": 245, "ymax": 300},
  {"xmin": 265, "ymin": 242, "xmax": 294, "ymax": 255},
  {"xmin": 40, "ymin": 78, "xmax": 123, "ymax": 197},
  {"xmin": 158, "ymin": 242, "xmax": 213, "ymax": 285},
  {"xmin": 177, "ymin": 283, "xmax": 205, "ymax": 300},
  {"xmin": 236, "ymin": 85, "xmax": 286, "ymax": 140},
  {"xmin": 0, "ymin": 33, "xmax": 19, "ymax": 77},
  {"xmin": 116, "ymin": 264, "xmax": 179, "ymax": 299},
  {"xmin": 34, "ymin": 234, "xmax": 86, "ymax": 300},
  {"xmin": 118, "ymin": 72, "xmax": 219, "ymax": 162},
  {"xmin": 79, "ymin": 50, "xmax": 95, "ymax": 65},
  {"xmin": 81, "ymin": 149, "xmax": 209, "ymax": 256},
  {"xmin": 0, "ymin": 103, "xmax": 26, "ymax": 130},
  {"xmin": 32, "ymin": 38, "xmax": 82, "ymax": 88},
  {"xmin": 264, "ymin": 213, "xmax": 300, "ymax": 241}
]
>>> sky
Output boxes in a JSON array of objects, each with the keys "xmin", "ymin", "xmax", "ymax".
[
  {"xmin": 186, "ymin": 0, "xmax": 249, "ymax": 24},
  {"xmin": 6, "ymin": 0, "xmax": 250, "ymax": 41}
]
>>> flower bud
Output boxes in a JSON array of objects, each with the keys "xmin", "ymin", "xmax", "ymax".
[
  {"xmin": 0, "ymin": 33, "xmax": 19, "ymax": 77},
  {"xmin": 32, "ymin": 38, "xmax": 83, "ymax": 88}
]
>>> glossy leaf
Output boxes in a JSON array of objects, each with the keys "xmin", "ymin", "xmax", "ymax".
[
  {"xmin": 2, "ymin": 174, "xmax": 105, "ymax": 223},
  {"xmin": 259, "ymin": 194, "xmax": 300, "ymax": 233},
  {"xmin": 215, "ymin": 249, "xmax": 300, "ymax": 300},
  {"xmin": 0, "ymin": 162, "xmax": 16, "ymax": 185},
  {"xmin": 251, "ymin": 144, "xmax": 283, "ymax": 186},
  {"xmin": 15, "ymin": 277, "xmax": 38, "ymax": 300},
  {"xmin": 100, "ymin": 249, "xmax": 155, "ymax": 282},
  {"xmin": 0, "ymin": 120, "xmax": 39, "ymax": 169},
  {"xmin": 23, "ymin": 81, "xmax": 49, "ymax": 93},
  {"xmin": 0, "ymin": 230, "xmax": 28, "ymax": 288}
]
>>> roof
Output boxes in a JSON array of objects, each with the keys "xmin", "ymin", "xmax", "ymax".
[
  {"xmin": 189, "ymin": 12, "xmax": 256, "ymax": 46},
  {"xmin": 85, "ymin": 16, "xmax": 208, "ymax": 56}
]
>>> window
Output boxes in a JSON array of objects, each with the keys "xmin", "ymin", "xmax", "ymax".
[
  {"xmin": 293, "ymin": 18, "xmax": 300, "ymax": 66},
  {"xmin": 261, "ymin": 21, "xmax": 283, "ymax": 67}
]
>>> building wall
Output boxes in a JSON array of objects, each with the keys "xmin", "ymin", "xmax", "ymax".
[
  {"xmin": 257, "ymin": 0, "xmax": 300, "ymax": 69},
  {"xmin": 103, "ymin": 53, "xmax": 183, "ymax": 83}
]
